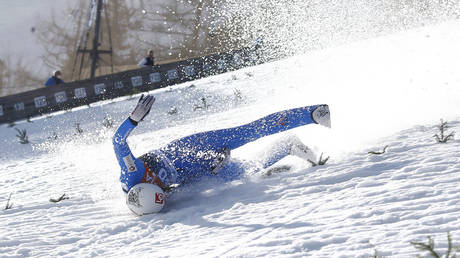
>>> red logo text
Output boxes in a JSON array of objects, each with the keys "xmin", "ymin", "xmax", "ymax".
[{"xmin": 155, "ymin": 193, "xmax": 164, "ymax": 204}]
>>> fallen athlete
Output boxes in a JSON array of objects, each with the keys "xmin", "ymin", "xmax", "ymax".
[{"xmin": 113, "ymin": 94, "xmax": 330, "ymax": 215}]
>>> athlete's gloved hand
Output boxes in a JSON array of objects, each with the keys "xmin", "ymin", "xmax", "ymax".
[{"xmin": 129, "ymin": 94, "xmax": 155, "ymax": 124}]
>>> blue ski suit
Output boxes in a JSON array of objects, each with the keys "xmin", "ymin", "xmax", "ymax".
[{"xmin": 113, "ymin": 105, "xmax": 329, "ymax": 193}]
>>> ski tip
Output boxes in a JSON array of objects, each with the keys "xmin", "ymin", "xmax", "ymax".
[{"xmin": 311, "ymin": 104, "xmax": 331, "ymax": 128}]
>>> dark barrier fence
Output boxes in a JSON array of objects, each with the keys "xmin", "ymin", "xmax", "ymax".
[{"xmin": 0, "ymin": 47, "xmax": 262, "ymax": 124}]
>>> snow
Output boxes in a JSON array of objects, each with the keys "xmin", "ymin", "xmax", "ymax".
[{"xmin": 1, "ymin": 20, "xmax": 460, "ymax": 257}]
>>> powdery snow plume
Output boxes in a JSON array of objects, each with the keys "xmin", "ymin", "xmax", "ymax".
[{"xmin": 1, "ymin": 20, "xmax": 460, "ymax": 257}]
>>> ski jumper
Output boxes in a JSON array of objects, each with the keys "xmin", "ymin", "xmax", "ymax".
[{"xmin": 113, "ymin": 104, "xmax": 329, "ymax": 193}]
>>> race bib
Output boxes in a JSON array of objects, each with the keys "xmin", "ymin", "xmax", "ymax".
[{"xmin": 123, "ymin": 155, "xmax": 136, "ymax": 172}]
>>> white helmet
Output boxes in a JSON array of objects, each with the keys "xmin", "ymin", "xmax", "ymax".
[{"xmin": 126, "ymin": 183, "xmax": 165, "ymax": 216}]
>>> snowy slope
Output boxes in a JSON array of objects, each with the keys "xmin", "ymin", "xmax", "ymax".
[{"xmin": 1, "ymin": 20, "xmax": 460, "ymax": 257}]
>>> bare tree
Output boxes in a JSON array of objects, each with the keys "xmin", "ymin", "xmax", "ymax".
[
  {"xmin": 0, "ymin": 56, "xmax": 41, "ymax": 97},
  {"xmin": 135, "ymin": 0, "xmax": 217, "ymax": 62},
  {"xmin": 0, "ymin": 58, "xmax": 5, "ymax": 94},
  {"xmin": 36, "ymin": 0, "xmax": 142, "ymax": 81}
]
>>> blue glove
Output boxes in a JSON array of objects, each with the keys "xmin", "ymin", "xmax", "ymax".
[{"xmin": 130, "ymin": 94, "xmax": 155, "ymax": 123}]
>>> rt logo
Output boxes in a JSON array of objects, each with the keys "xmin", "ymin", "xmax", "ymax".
[{"xmin": 155, "ymin": 193, "xmax": 164, "ymax": 204}]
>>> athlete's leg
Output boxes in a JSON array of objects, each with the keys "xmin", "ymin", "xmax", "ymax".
[
  {"xmin": 258, "ymin": 140, "xmax": 291, "ymax": 169},
  {"xmin": 255, "ymin": 134, "xmax": 315, "ymax": 169},
  {"xmin": 165, "ymin": 105, "xmax": 320, "ymax": 152},
  {"xmin": 162, "ymin": 105, "xmax": 326, "ymax": 184},
  {"xmin": 212, "ymin": 135, "xmax": 317, "ymax": 181},
  {"xmin": 208, "ymin": 159, "xmax": 246, "ymax": 182}
]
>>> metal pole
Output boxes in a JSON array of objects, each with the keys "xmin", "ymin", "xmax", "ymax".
[{"xmin": 90, "ymin": 0, "xmax": 103, "ymax": 79}]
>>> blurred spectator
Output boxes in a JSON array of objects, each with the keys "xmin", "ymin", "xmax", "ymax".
[
  {"xmin": 44, "ymin": 70, "xmax": 65, "ymax": 87},
  {"xmin": 138, "ymin": 49, "xmax": 155, "ymax": 68}
]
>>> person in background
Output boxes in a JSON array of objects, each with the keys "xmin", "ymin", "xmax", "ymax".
[
  {"xmin": 44, "ymin": 70, "xmax": 65, "ymax": 87},
  {"xmin": 138, "ymin": 49, "xmax": 155, "ymax": 68}
]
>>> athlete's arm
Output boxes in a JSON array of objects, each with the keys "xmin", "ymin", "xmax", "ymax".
[
  {"xmin": 113, "ymin": 95, "xmax": 155, "ymax": 192},
  {"xmin": 113, "ymin": 118, "xmax": 145, "ymax": 192}
]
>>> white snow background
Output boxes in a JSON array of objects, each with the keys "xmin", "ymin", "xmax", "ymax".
[{"xmin": 1, "ymin": 20, "xmax": 460, "ymax": 257}]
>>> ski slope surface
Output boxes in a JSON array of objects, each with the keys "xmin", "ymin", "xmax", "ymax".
[{"xmin": 1, "ymin": 21, "xmax": 460, "ymax": 257}]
